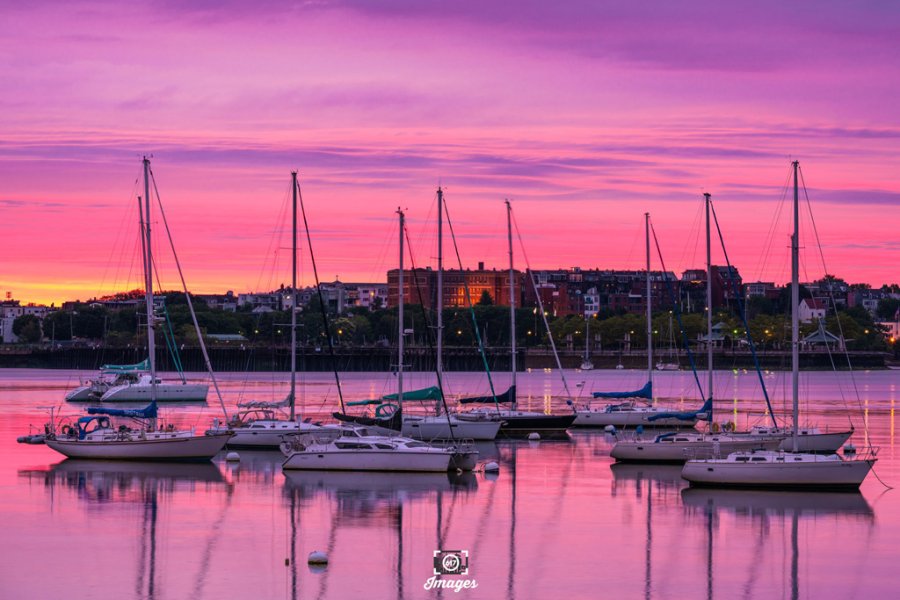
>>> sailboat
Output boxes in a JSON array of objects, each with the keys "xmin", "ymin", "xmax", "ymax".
[
  {"xmin": 456, "ymin": 200, "xmax": 576, "ymax": 437},
  {"xmin": 206, "ymin": 172, "xmax": 332, "ymax": 448},
  {"xmin": 397, "ymin": 189, "xmax": 500, "ymax": 441},
  {"xmin": 682, "ymin": 161, "xmax": 876, "ymax": 489},
  {"xmin": 43, "ymin": 158, "xmax": 231, "ymax": 461},
  {"xmin": 580, "ymin": 315, "xmax": 594, "ymax": 371},
  {"xmin": 574, "ymin": 213, "xmax": 706, "ymax": 428},
  {"xmin": 611, "ymin": 194, "xmax": 784, "ymax": 461},
  {"xmin": 283, "ymin": 207, "xmax": 478, "ymax": 471},
  {"xmin": 655, "ymin": 313, "xmax": 680, "ymax": 371}
]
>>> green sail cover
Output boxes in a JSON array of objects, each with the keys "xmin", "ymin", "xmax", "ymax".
[
  {"xmin": 382, "ymin": 386, "xmax": 443, "ymax": 401},
  {"xmin": 346, "ymin": 399, "xmax": 385, "ymax": 407},
  {"xmin": 100, "ymin": 359, "xmax": 150, "ymax": 373}
]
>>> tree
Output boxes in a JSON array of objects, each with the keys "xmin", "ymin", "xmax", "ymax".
[
  {"xmin": 877, "ymin": 297, "xmax": 900, "ymax": 321},
  {"xmin": 477, "ymin": 290, "xmax": 493, "ymax": 306},
  {"xmin": 12, "ymin": 314, "xmax": 42, "ymax": 343}
]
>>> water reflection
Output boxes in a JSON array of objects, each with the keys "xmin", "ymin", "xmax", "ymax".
[
  {"xmin": 282, "ymin": 469, "xmax": 478, "ymax": 600},
  {"xmin": 18, "ymin": 460, "xmax": 228, "ymax": 600},
  {"xmin": 681, "ymin": 488, "xmax": 874, "ymax": 600}
]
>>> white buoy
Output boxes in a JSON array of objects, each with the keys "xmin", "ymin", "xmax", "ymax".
[
  {"xmin": 308, "ymin": 550, "xmax": 329, "ymax": 565},
  {"xmin": 604, "ymin": 425, "xmax": 616, "ymax": 433},
  {"xmin": 483, "ymin": 461, "xmax": 500, "ymax": 472},
  {"xmin": 843, "ymin": 443, "xmax": 857, "ymax": 455},
  {"xmin": 225, "ymin": 451, "xmax": 241, "ymax": 462},
  {"xmin": 528, "ymin": 432, "xmax": 541, "ymax": 441}
]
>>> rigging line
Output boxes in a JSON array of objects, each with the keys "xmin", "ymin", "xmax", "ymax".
[
  {"xmin": 509, "ymin": 207, "xmax": 575, "ymax": 408},
  {"xmin": 798, "ymin": 165, "xmax": 866, "ymax": 440},
  {"xmin": 402, "ymin": 217, "xmax": 457, "ymax": 439},
  {"xmin": 649, "ymin": 220, "xmax": 707, "ymax": 402},
  {"xmin": 98, "ymin": 170, "xmax": 142, "ymax": 299},
  {"xmin": 443, "ymin": 199, "xmax": 502, "ymax": 416},
  {"xmin": 709, "ymin": 198, "xmax": 778, "ymax": 427},
  {"xmin": 149, "ymin": 168, "xmax": 228, "ymax": 420},
  {"xmin": 295, "ymin": 177, "xmax": 345, "ymax": 414},
  {"xmin": 756, "ymin": 165, "xmax": 793, "ymax": 282}
]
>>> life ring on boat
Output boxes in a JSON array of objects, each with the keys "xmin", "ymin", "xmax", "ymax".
[
  {"xmin": 710, "ymin": 422, "xmax": 720, "ymax": 433},
  {"xmin": 60, "ymin": 424, "xmax": 73, "ymax": 436},
  {"xmin": 723, "ymin": 421, "xmax": 735, "ymax": 432},
  {"xmin": 375, "ymin": 403, "xmax": 399, "ymax": 418}
]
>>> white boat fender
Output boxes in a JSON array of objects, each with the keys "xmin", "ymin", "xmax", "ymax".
[
  {"xmin": 308, "ymin": 551, "xmax": 329, "ymax": 565},
  {"xmin": 225, "ymin": 451, "xmax": 241, "ymax": 462},
  {"xmin": 527, "ymin": 432, "xmax": 541, "ymax": 441},
  {"xmin": 483, "ymin": 461, "xmax": 500, "ymax": 472},
  {"xmin": 604, "ymin": 425, "xmax": 616, "ymax": 433}
]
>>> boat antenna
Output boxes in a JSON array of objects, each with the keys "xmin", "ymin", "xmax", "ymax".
[
  {"xmin": 142, "ymin": 157, "xmax": 158, "ymax": 420},
  {"xmin": 289, "ymin": 171, "xmax": 298, "ymax": 420}
]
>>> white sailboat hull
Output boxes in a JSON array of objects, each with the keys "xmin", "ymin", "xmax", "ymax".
[
  {"xmin": 64, "ymin": 385, "xmax": 94, "ymax": 401},
  {"xmin": 574, "ymin": 408, "xmax": 694, "ymax": 428},
  {"xmin": 778, "ymin": 430, "xmax": 853, "ymax": 453},
  {"xmin": 611, "ymin": 436, "xmax": 782, "ymax": 462},
  {"xmin": 401, "ymin": 416, "xmax": 500, "ymax": 441},
  {"xmin": 100, "ymin": 382, "xmax": 209, "ymax": 402},
  {"xmin": 282, "ymin": 449, "xmax": 452, "ymax": 472},
  {"xmin": 208, "ymin": 422, "xmax": 335, "ymax": 449},
  {"xmin": 682, "ymin": 453, "xmax": 876, "ymax": 490},
  {"xmin": 45, "ymin": 433, "xmax": 231, "ymax": 461}
]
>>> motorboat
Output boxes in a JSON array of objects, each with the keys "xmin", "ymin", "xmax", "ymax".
[{"xmin": 280, "ymin": 426, "xmax": 462, "ymax": 472}]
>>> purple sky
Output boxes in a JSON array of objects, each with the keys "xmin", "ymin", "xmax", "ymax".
[{"xmin": 2, "ymin": 1, "xmax": 898, "ymax": 304}]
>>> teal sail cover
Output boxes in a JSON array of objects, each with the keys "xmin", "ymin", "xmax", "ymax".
[
  {"xmin": 382, "ymin": 386, "xmax": 443, "ymax": 401},
  {"xmin": 593, "ymin": 381, "xmax": 652, "ymax": 400},
  {"xmin": 100, "ymin": 359, "xmax": 150, "ymax": 373}
]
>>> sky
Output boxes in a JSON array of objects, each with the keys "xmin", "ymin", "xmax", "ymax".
[{"xmin": 2, "ymin": 1, "xmax": 899, "ymax": 305}]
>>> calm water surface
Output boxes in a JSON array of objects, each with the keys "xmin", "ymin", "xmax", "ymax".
[{"xmin": 1, "ymin": 368, "xmax": 898, "ymax": 599}]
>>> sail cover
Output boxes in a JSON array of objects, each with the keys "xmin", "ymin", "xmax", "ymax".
[
  {"xmin": 100, "ymin": 359, "xmax": 150, "ymax": 373},
  {"xmin": 87, "ymin": 401, "xmax": 158, "ymax": 419},
  {"xmin": 647, "ymin": 398, "xmax": 712, "ymax": 422},
  {"xmin": 458, "ymin": 385, "xmax": 516, "ymax": 405},
  {"xmin": 593, "ymin": 381, "xmax": 652, "ymax": 400},
  {"xmin": 382, "ymin": 386, "xmax": 443, "ymax": 401}
]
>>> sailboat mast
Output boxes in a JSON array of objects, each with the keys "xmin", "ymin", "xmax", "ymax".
[
  {"xmin": 290, "ymin": 171, "xmax": 298, "ymax": 421},
  {"xmin": 398, "ymin": 208, "xmax": 405, "ymax": 404},
  {"xmin": 436, "ymin": 188, "xmax": 443, "ymax": 385},
  {"xmin": 705, "ymin": 193, "xmax": 713, "ymax": 408},
  {"xmin": 645, "ymin": 212, "xmax": 653, "ymax": 386},
  {"xmin": 791, "ymin": 161, "xmax": 800, "ymax": 450},
  {"xmin": 507, "ymin": 200, "xmax": 516, "ymax": 399},
  {"xmin": 142, "ymin": 157, "xmax": 157, "ymax": 405}
]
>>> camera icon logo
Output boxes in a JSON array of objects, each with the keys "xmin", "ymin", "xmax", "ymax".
[{"xmin": 433, "ymin": 549, "xmax": 469, "ymax": 576}]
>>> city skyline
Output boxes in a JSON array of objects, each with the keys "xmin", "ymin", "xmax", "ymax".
[{"xmin": 3, "ymin": 1, "xmax": 899, "ymax": 305}]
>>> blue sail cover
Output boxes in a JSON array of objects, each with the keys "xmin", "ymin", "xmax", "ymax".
[
  {"xmin": 458, "ymin": 386, "xmax": 516, "ymax": 405},
  {"xmin": 647, "ymin": 398, "xmax": 712, "ymax": 422},
  {"xmin": 87, "ymin": 401, "xmax": 158, "ymax": 419},
  {"xmin": 593, "ymin": 381, "xmax": 652, "ymax": 400}
]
